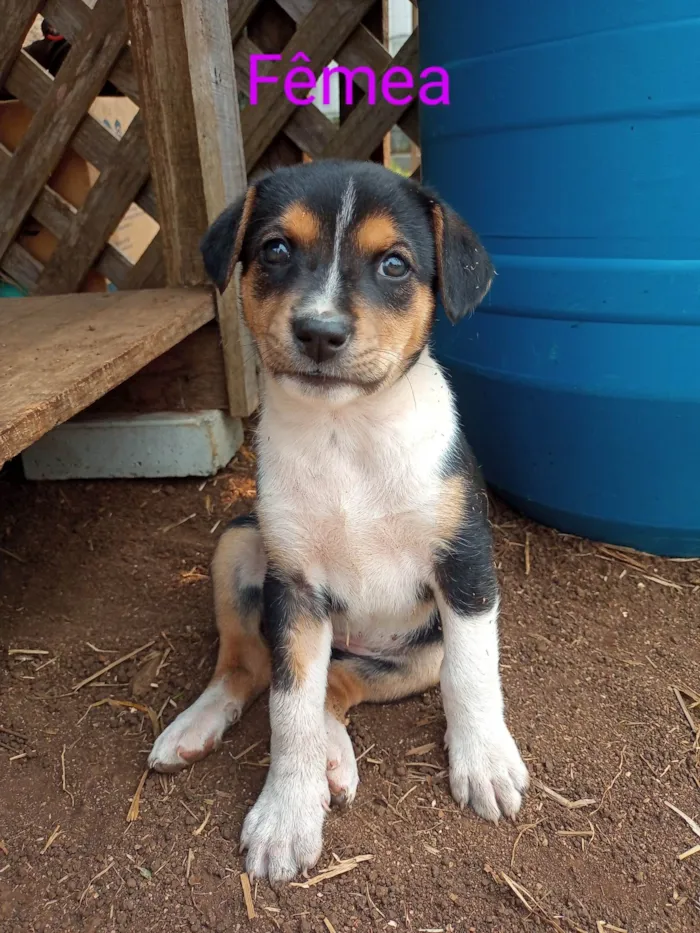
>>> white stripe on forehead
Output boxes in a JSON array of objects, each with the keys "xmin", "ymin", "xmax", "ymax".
[{"xmin": 314, "ymin": 178, "xmax": 356, "ymax": 314}]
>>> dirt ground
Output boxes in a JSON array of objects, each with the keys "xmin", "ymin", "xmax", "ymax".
[{"xmin": 1, "ymin": 438, "xmax": 699, "ymax": 933}]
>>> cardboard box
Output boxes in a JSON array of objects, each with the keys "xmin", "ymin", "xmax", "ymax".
[{"xmin": 0, "ymin": 96, "xmax": 159, "ymax": 289}]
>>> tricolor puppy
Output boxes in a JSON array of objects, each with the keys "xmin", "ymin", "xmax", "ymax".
[{"xmin": 149, "ymin": 160, "xmax": 528, "ymax": 883}]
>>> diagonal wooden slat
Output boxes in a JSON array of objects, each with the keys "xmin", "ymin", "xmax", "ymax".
[
  {"xmin": 335, "ymin": 30, "xmax": 419, "ymax": 146},
  {"xmin": 41, "ymin": 0, "xmax": 90, "ymax": 36},
  {"xmin": 0, "ymin": 2, "xmax": 130, "ymax": 264},
  {"xmin": 321, "ymin": 30, "xmax": 419, "ymax": 160},
  {"xmin": 242, "ymin": 0, "xmax": 376, "ymax": 170},
  {"xmin": 95, "ymin": 245, "xmax": 134, "ymax": 290},
  {"xmin": 229, "ymin": 0, "xmax": 264, "ymax": 45},
  {"xmin": 124, "ymin": 233, "xmax": 165, "ymax": 290},
  {"xmin": 4, "ymin": 51, "xmax": 158, "ymax": 219},
  {"xmin": 34, "ymin": 115, "xmax": 152, "ymax": 294},
  {"xmin": 277, "ymin": 0, "xmax": 420, "ymax": 145},
  {"xmin": 2, "ymin": 242, "xmax": 42, "ymax": 292},
  {"xmin": 0, "ymin": 0, "xmax": 45, "ymax": 90},
  {"xmin": 0, "ymin": 147, "xmax": 134, "ymax": 289},
  {"xmin": 234, "ymin": 35, "xmax": 335, "ymax": 157},
  {"xmin": 42, "ymin": 0, "xmax": 141, "ymax": 102}
]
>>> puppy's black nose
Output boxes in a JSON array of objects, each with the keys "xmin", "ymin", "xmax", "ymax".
[{"xmin": 292, "ymin": 316, "xmax": 350, "ymax": 363}]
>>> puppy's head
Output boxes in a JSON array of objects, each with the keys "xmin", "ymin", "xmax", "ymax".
[{"xmin": 201, "ymin": 160, "xmax": 493, "ymax": 401}]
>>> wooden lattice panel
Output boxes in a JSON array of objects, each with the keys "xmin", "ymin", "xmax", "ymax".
[
  {"xmin": 0, "ymin": 0, "xmax": 163, "ymax": 297},
  {"xmin": 0, "ymin": 0, "xmax": 419, "ymax": 299},
  {"xmin": 233, "ymin": 0, "xmax": 421, "ymax": 175}
]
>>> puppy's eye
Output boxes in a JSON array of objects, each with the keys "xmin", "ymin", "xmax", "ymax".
[
  {"xmin": 261, "ymin": 238, "xmax": 291, "ymax": 265},
  {"xmin": 379, "ymin": 253, "xmax": 409, "ymax": 279}
]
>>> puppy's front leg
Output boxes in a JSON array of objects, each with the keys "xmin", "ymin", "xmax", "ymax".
[
  {"xmin": 434, "ymin": 507, "xmax": 529, "ymax": 822},
  {"xmin": 240, "ymin": 570, "xmax": 331, "ymax": 884}
]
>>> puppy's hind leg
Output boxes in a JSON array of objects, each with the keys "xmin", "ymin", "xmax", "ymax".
[
  {"xmin": 324, "ymin": 646, "xmax": 443, "ymax": 807},
  {"xmin": 324, "ymin": 662, "xmax": 366, "ymax": 808},
  {"xmin": 149, "ymin": 515, "xmax": 270, "ymax": 773}
]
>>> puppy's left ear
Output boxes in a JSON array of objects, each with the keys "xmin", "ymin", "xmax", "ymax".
[
  {"xmin": 200, "ymin": 185, "xmax": 257, "ymax": 294},
  {"xmin": 430, "ymin": 198, "xmax": 494, "ymax": 324}
]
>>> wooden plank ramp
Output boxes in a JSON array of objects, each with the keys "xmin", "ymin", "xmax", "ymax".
[{"xmin": 0, "ymin": 287, "xmax": 216, "ymax": 467}]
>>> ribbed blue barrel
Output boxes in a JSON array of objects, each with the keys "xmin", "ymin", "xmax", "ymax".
[{"xmin": 419, "ymin": 0, "xmax": 700, "ymax": 556}]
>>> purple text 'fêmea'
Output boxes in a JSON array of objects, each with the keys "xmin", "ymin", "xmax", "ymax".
[{"xmin": 249, "ymin": 53, "xmax": 450, "ymax": 107}]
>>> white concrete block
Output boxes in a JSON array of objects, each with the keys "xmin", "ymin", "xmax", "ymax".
[{"xmin": 22, "ymin": 410, "xmax": 243, "ymax": 480}]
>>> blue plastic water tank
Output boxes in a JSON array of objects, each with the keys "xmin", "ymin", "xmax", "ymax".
[{"xmin": 419, "ymin": 0, "xmax": 700, "ymax": 556}]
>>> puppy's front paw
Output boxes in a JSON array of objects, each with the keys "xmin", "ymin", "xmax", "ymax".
[
  {"xmin": 446, "ymin": 723, "xmax": 529, "ymax": 822},
  {"xmin": 240, "ymin": 773, "xmax": 329, "ymax": 884}
]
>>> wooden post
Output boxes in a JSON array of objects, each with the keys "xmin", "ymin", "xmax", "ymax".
[
  {"xmin": 125, "ymin": 0, "xmax": 258, "ymax": 417},
  {"xmin": 181, "ymin": 0, "xmax": 259, "ymax": 415},
  {"xmin": 125, "ymin": 0, "xmax": 208, "ymax": 287}
]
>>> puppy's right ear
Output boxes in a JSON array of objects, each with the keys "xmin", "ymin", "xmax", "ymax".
[{"xmin": 200, "ymin": 186, "xmax": 257, "ymax": 294}]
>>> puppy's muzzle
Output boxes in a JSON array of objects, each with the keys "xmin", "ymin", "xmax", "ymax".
[{"xmin": 292, "ymin": 314, "xmax": 351, "ymax": 364}]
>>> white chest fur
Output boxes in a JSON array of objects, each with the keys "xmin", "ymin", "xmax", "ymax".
[{"xmin": 256, "ymin": 350, "xmax": 458, "ymax": 639}]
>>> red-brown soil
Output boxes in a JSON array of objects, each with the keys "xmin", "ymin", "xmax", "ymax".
[{"xmin": 1, "ymin": 442, "xmax": 699, "ymax": 933}]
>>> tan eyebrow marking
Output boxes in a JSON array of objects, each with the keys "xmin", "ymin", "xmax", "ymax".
[
  {"xmin": 280, "ymin": 202, "xmax": 321, "ymax": 247},
  {"xmin": 354, "ymin": 213, "xmax": 402, "ymax": 255}
]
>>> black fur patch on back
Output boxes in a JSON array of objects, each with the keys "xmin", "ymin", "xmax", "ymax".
[{"xmin": 434, "ymin": 431, "xmax": 499, "ymax": 617}]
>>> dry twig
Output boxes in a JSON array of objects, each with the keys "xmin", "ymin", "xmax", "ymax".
[
  {"xmin": 41, "ymin": 825, "xmax": 62, "ymax": 854},
  {"xmin": 524, "ymin": 532, "xmax": 531, "ymax": 575},
  {"xmin": 406, "ymin": 743, "xmax": 436, "ymax": 756},
  {"xmin": 290, "ymin": 854, "xmax": 374, "ymax": 888},
  {"xmin": 533, "ymin": 778, "xmax": 596, "ymax": 810},
  {"xmin": 61, "ymin": 745, "xmax": 75, "ymax": 807},
  {"xmin": 0, "ymin": 546, "xmax": 26, "ymax": 563},
  {"xmin": 72, "ymin": 641, "xmax": 155, "ymax": 691},
  {"xmin": 160, "ymin": 513, "xmax": 196, "ymax": 534},
  {"xmin": 511, "ymin": 820, "xmax": 543, "ymax": 867},
  {"xmin": 673, "ymin": 686, "xmax": 700, "ymax": 747},
  {"xmin": 193, "ymin": 807, "xmax": 211, "ymax": 836},
  {"xmin": 665, "ymin": 801, "xmax": 700, "ymax": 839},
  {"xmin": 355, "ymin": 743, "xmax": 376, "ymax": 762},
  {"xmin": 127, "ymin": 770, "xmax": 149, "ymax": 822},
  {"xmin": 240, "ymin": 872, "xmax": 256, "ymax": 919},
  {"xmin": 501, "ymin": 871, "xmax": 566, "ymax": 933},
  {"xmin": 231, "ymin": 740, "xmax": 263, "ymax": 761},
  {"xmin": 78, "ymin": 698, "xmax": 160, "ymax": 738},
  {"xmin": 0, "ymin": 725, "xmax": 28, "ymax": 741},
  {"xmin": 79, "ymin": 863, "xmax": 112, "ymax": 904},
  {"xmin": 591, "ymin": 746, "xmax": 626, "ymax": 815},
  {"xmin": 366, "ymin": 881, "xmax": 385, "ymax": 919}
]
